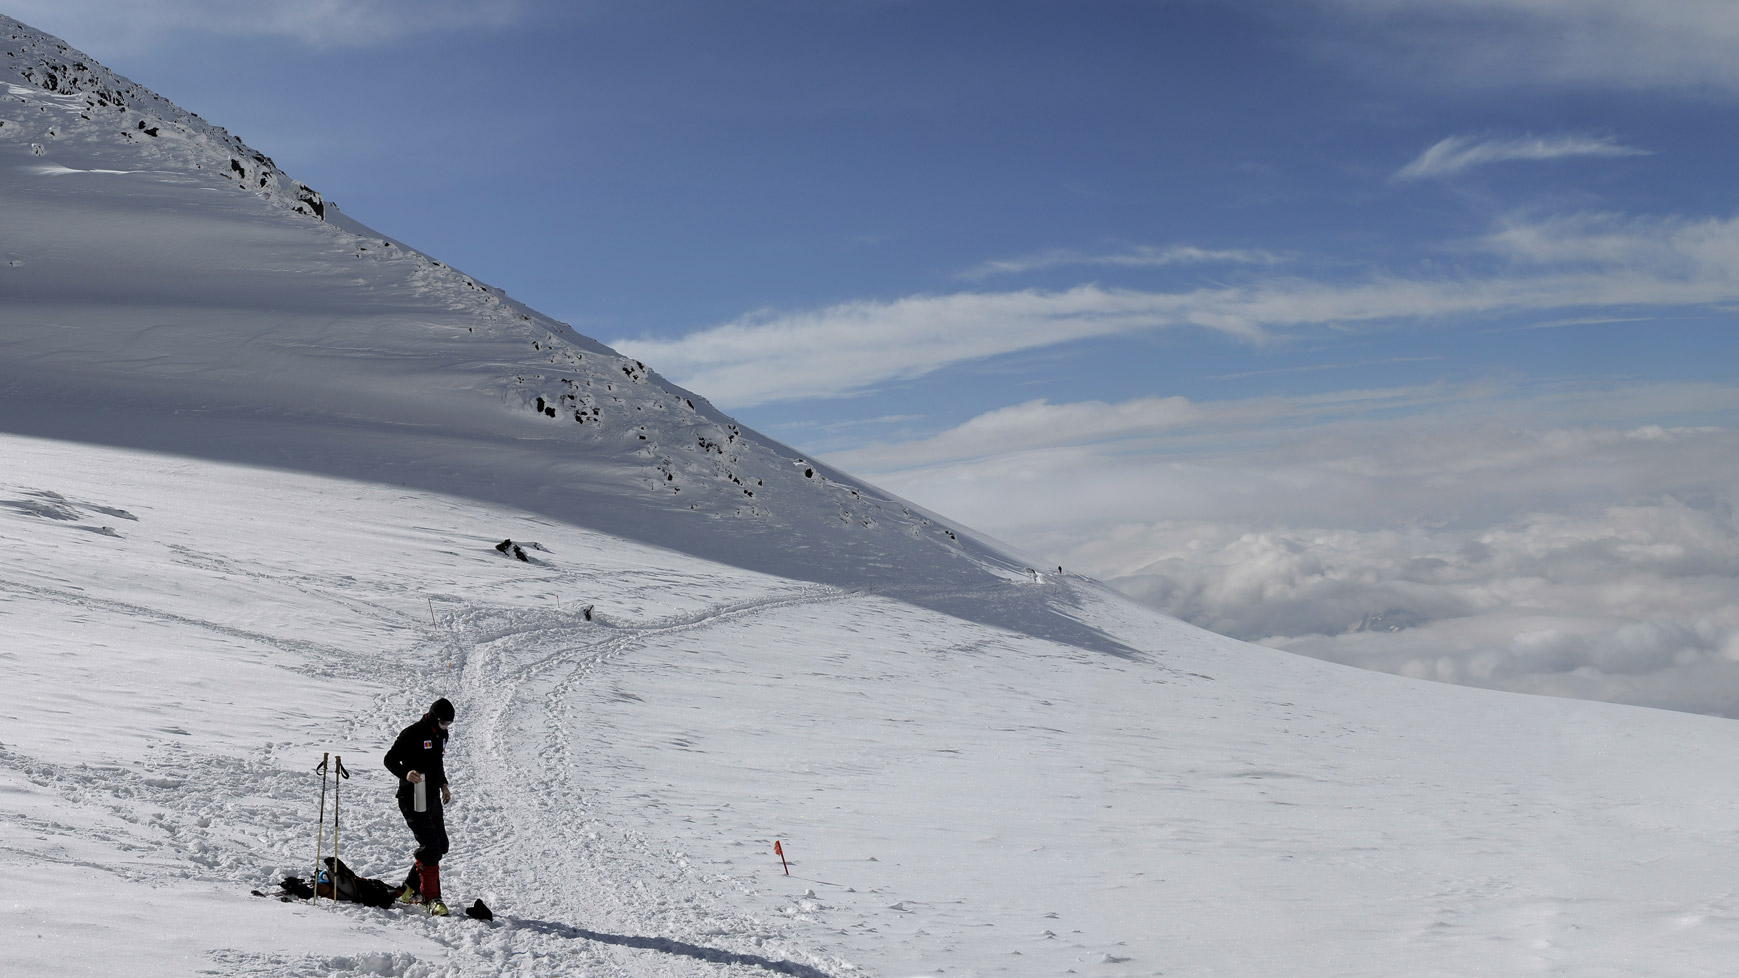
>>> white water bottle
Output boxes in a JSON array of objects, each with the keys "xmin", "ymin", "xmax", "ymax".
[{"xmin": 414, "ymin": 778, "xmax": 427, "ymax": 812}]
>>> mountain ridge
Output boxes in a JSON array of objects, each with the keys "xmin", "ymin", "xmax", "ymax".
[
  {"xmin": 0, "ymin": 14, "xmax": 1124, "ymax": 652},
  {"xmin": 2, "ymin": 13, "xmax": 325, "ymax": 218}
]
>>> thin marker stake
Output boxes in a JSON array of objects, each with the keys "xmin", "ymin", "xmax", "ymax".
[{"xmin": 774, "ymin": 840, "xmax": 789, "ymax": 875}]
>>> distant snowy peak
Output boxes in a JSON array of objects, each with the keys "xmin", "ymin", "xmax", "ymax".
[{"xmin": 0, "ymin": 14, "xmax": 324, "ymax": 218}]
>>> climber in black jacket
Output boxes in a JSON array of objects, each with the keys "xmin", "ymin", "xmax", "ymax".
[{"xmin": 383, "ymin": 696, "xmax": 455, "ymax": 915}]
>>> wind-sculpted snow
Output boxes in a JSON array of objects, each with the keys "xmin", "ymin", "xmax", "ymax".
[{"xmin": 0, "ymin": 15, "xmax": 324, "ymax": 218}]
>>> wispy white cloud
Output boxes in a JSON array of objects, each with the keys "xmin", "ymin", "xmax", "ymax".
[
  {"xmin": 1395, "ymin": 133, "xmax": 1649, "ymax": 181},
  {"xmin": 768, "ymin": 413, "xmax": 927, "ymax": 439},
  {"xmin": 827, "ymin": 383, "xmax": 1739, "ymax": 716},
  {"xmin": 960, "ymin": 245, "xmax": 1284, "ymax": 281},
  {"xmin": 830, "ymin": 382, "xmax": 1502, "ymax": 474},
  {"xmin": 617, "ymin": 284, "xmax": 1275, "ymax": 408},
  {"xmin": 1479, "ymin": 211, "xmax": 1739, "ymax": 269},
  {"xmin": 830, "ymin": 381, "xmax": 1739, "ymax": 515},
  {"xmin": 1207, "ymin": 355, "xmax": 1443, "ymax": 381},
  {"xmin": 835, "ymin": 396, "xmax": 1203, "ymax": 469},
  {"xmin": 1311, "ymin": 0, "xmax": 1739, "ymax": 94},
  {"xmin": 620, "ymin": 211, "xmax": 1739, "ymax": 409},
  {"xmin": 5, "ymin": 0, "xmax": 524, "ymax": 52}
]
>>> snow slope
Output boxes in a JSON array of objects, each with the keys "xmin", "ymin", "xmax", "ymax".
[
  {"xmin": 6, "ymin": 14, "xmax": 1739, "ymax": 978},
  {"xmin": 0, "ymin": 15, "xmax": 1090, "ymax": 647},
  {"xmin": 13, "ymin": 434, "xmax": 1739, "ymax": 978}
]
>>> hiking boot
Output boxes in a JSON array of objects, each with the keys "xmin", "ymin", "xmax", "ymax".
[{"xmin": 425, "ymin": 900, "xmax": 450, "ymax": 917}]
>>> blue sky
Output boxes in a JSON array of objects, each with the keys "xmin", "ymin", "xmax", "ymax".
[{"xmin": 15, "ymin": 0, "xmax": 1739, "ymax": 713}]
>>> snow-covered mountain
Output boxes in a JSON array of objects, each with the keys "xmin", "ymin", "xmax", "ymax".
[
  {"xmin": 0, "ymin": 14, "xmax": 1094, "ymax": 646},
  {"xmin": 6, "ymin": 15, "xmax": 1739, "ymax": 978}
]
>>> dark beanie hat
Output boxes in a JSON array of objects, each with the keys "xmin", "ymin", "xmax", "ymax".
[{"xmin": 431, "ymin": 697, "xmax": 455, "ymax": 722}]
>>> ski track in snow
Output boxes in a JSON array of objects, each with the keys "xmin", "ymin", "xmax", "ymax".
[
  {"xmin": 447, "ymin": 587, "xmax": 867, "ymax": 977},
  {"xmin": 0, "ymin": 438, "xmax": 873, "ymax": 977}
]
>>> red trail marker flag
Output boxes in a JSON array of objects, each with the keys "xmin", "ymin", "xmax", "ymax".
[{"xmin": 774, "ymin": 840, "xmax": 789, "ymax": 875}]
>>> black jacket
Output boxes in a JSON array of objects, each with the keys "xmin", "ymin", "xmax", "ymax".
[{"xmin": 383, "ymin": 714, "xmax": 448, "ymax": 801}]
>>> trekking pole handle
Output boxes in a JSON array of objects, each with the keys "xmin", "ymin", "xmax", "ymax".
[{"xmin": 313, "ymin": 752, "xmax": 330, "ymax": 906}]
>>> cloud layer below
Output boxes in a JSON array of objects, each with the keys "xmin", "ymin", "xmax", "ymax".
[
  {"xmin": 1113, "ymin": 496, "xmax": 1739, "ymax": 717},
  {"xmin": 834, "ymin": 385, "xmax": 1739, "ymax": 717}
]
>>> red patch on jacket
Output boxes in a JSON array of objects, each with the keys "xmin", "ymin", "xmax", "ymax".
[{"xmin": 423, "ymin": 740, "xmax": 432, "ymax": 749}]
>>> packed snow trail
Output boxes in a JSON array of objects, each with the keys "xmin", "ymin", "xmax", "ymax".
[
  {"xmin": 0, "ymin": 437, "xmax": 868, "ymax": 977},
  {"xmin": 419, "ymin": 587, "xmax": 871, "ymax": 976},
  {"xmin": 265, "ymin": 567, "xmax": 876, "ymax": 975}
]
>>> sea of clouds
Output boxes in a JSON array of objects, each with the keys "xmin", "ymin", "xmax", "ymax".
[
  {"xmin": 1108, "ymin": 496, "xmax": 1739, "ymax": 716},
  {"xmin": 838, "ymin": 385, "xmax": 1739, "ymax": 717}
]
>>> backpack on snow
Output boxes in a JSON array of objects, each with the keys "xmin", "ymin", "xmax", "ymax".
[{"xmin": 315, "ymin": 856, "xmax": 399, "ymax": 908}]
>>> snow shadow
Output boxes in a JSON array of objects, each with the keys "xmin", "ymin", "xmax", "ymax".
[
  {"xmin": 877, "ymin": 579, "xmax": 1144, "ymax": 659},
  {"xmin": 507, "ymin": 916, "xmax": 835, "ymax": 978},
  {"xmin": 0, "ymin": 409, "xmax": 1145, "ymax": 659}
]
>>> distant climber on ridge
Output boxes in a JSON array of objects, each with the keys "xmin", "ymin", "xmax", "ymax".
[{"xmin": 384, "ymin": 696, "xmax": 456, "ymax": 916}]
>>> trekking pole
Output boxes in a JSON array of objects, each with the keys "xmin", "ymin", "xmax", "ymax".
[
  {"xmin": 313, "ymin": 753, "xmax": 329, "ymax": 906},
  {"xmin": 328, "ymin": 756, "xmax": 349, "ymax": 907}
]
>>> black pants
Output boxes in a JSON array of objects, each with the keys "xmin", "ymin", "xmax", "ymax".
[{"xmin": 398, "ymin": 793, "xmax": 449, "ymax": 866}]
